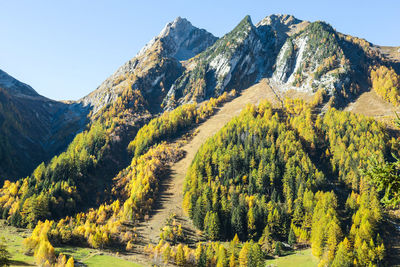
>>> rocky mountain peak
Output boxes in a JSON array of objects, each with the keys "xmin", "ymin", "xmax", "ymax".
[
  {"xmin": 257, "ymin": 14, "xmax": 302, "ymax": 28},
  {"xmin": 0, "ymin": 69, "xmax": 40, "ymax": 98},
  {"xmin": 158, "ymin": 16, "xmax": 193, "ymax": 39},
  {"xmin": 256, "ymin": 14, "xmax": 306, "ymax": 40},
  {"xmin": 234, "ymin": 15, "xmax": 255, "ymax": 33},
  {"xmin": 159, "ymin": 16, "xmax": 217, "ymax": 60},
  {"xmin": 242, "ymin": 15, "xmax": 253, "ymax": 25},
  {"xmin": 137, "ymin": 16, "xmax": 217, "ymax": 61}
]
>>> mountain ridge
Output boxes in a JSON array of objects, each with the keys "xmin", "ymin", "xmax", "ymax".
[
  {"xmin": 1, "ymin": 13, "xmax": 399, "ymax": 183},
  {"xmin": 74, "ymin": 14, "xmax": 400, "ymax": 116},
  {"xmin": 0, "ymin": 69, "xmax": 89, "ymax": 181}
]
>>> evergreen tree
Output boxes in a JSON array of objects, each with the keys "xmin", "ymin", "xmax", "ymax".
[
  {"xmin": 274, "ymin": 241, "xmax": 282, "ymax": 256},
  {"xmin": 204, "ymin": 211, "xmax": 220, "ymax": 240},
  {"xmin": 196, "ymin": 244, "xmax": 207, "ymax": 267},
  {"xmin": 332, "ymin": 238, "xmax": 353, "ymax": 267},
  {"xmin": 216, "ymin": 245, "xmax": 227, "ymax": 267},
  {"xmin": 231, "ymin": 205, "xmax": 246, "ymax": 240},
  {"xmin": 0, "ymin": 240, "xmax": 11, "ymax": 266},
  {"xmin": 175, "ymin": 244, "xmax": 185, "ymax": 266},
  {"xmin": 66, "ymin": 257, "xmax": 75, "ymax": 267},
  {"xmin": 250, "ymin": 242, "xmax": 263, "ymax": 267},
  {"xmin": 238, "ymin": 243, "xmax": 249, "ymax": 267},
  {"xmin": 229, "ymin": 252, "xmax": 237, "ymax": 267},
  {"xmin": 288, "ymin": 227, "xmax": 296, "ymax": 247}
]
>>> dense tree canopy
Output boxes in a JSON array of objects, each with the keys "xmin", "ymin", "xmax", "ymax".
[
  {"xmin": 370, "ymin": 65, "xmax": 400, "ymax": 106},
  {"xmin": 0, "ymin": 84, "xmax": 394, "ymax": 266},
  {"xmin": 183, "ymin": 99, "xmax": 389, "ymax": 266}
]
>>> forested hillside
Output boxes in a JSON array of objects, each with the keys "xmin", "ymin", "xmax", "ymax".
[
  {"xmin": 1, "ymin": 13, "xmax": 400, "ymax": 267},
  {"xmin": 180, "ymin": 100, "xmax": 388, "ymax": 266},
  {"xmin": 3, "ymin": 94, "xmax": 398, "ymax": 266}
]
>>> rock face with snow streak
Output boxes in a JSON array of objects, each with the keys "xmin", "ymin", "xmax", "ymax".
[
  {"xmin": 271, "ymin": 21, "xmax": 351, "ymax": 96},
  {"xmin": 269, "ymin": 20, "xmax": 387, "ymax": 108},
  {"xmin": 80, "ymin": 17, "xmax": 217, "ymax": 114},
  {"xmin": 163, "ymin": 14, "xmax": 306, "ymax": 108}
]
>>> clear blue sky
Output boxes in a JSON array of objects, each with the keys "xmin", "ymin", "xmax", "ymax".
[{"xmin": 0, "ymin": 0, "xmax": 399, "ymax": 100}]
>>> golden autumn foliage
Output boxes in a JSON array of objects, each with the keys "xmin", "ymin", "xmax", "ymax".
[
  {"xmin": 145, "ymin": 239, "xmax": 263, "ymax": 267},
  {"xmin": 128, "ymin": 91, "xmax": 231, "ymax": 157},
  {"xmin": 9, "ymin": 89, "xmax": 390, "ymax": 267},
  {"xmin": 23, "ymin": 220, "xmax": 75, "ymax": 266},
  {"xmin": 20, "ymin": 90, "xmax": 234, "ymax": 255},
  {"xmin": 370, "ymin": 65, "xmax": 400, "ymax": 106},
  {"xmin": 23, "ymin": 143, "xmax": 181, "ymax": 258}
]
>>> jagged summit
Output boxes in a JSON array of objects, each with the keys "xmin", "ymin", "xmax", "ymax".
[
  {"xmin": 137, "ymin": 16, "xmax": 217, "ymax": 61},
  {"xmin": 0, "ymin": 69, "xmax": 40, "ymax": 97},
  {"xmin": 158, "ymin": 16, "xmax": 193, "ymax": 40},
  {"xmin": 257, "ymin": 14, "xmax": 302, "ymax": 27},
  {"xmin": 80, "ymin": 13, "xmax": 400, "ymax": 116},
  {"xmin": 256, "ymin": 14, "xmax": 309, "ymax": 41},
  {"xmin": 241, "ymin": 14, "xmax": 253, "ymax": 24}
]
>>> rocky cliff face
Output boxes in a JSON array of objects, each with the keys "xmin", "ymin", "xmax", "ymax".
[
  {"xmin": 163, "ymin": 14, "xmax": 316, "ymax": 108},
  {"xmin": 163, "ymin": 15, "xmax": 276, "ymax": 108}
]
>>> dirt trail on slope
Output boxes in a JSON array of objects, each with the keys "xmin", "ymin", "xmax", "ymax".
[{"xmin": 136, "ymin": 79, "xmax": 278, "ymax": 245}]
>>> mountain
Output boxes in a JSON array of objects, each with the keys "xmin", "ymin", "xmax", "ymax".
[
  {"xmin": 80, "ymin": 14, "xmax": 400, "ymax": 116},
  {"xmin": 1, "ymin": 14, "xmax": 398, "ymax": 185},
  {"xmin": 1, "ymin": 13, "xmax": 400, "ymax": 267},
  {"xmin": 0, "ymin": 70, "xmax": 88, "ymax": 181},
  {"xmin": 1, "ymin": 13, "xmax": 398, "ymax": 185},
  {"xmin": 0, "ymin": 69, "xmax": 39, "ymax": 96},
  {"xmin": 162, "ymin": 14, "xmax": 399, "ymax": 110},
  {"xmin": 80, "ymin": 17, "xmax": 217, "ymax": 115}
]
